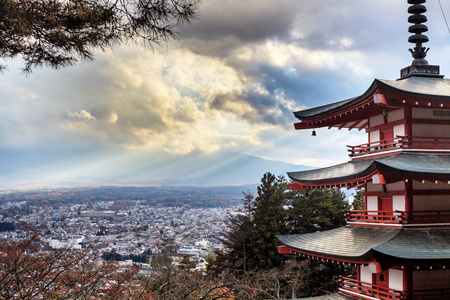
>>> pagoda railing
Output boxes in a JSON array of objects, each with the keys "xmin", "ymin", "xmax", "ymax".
[
  {"xmin": 347, "ymin": 210, "xmax": 402, "ymax": 224},
  {"xmin": 347, "ymin": 210, "xmax": 450, "ymax": 225},
  {"xmin": 405, "ymin": 288, "xmax": 450, "ymax": 300},
  {"xmin": 339, "ymin": 276, "xmax": 450, "ymax": 299},
  {"xmin": 347, "ymin": 136, "xmax": 450, "ymax": 157},
  {"xmin": 402, "ymin": 210, "xmax": 450, "ymax": 224},
  {"xmin": 339, "ymin": 276, "xmax": 404, "ymax": 299}
]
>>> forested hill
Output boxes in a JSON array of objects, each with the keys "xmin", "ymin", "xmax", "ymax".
[{"xmin": 0, "ymin": 185, "xmax": 257, "ymax": 209}]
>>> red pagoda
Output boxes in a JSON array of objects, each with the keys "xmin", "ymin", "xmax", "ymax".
[{"xmin": 277, "ymin": 1, "xmax": 450, "ymax": 299}]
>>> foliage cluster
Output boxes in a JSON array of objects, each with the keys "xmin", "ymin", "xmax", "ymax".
[
  {"xmin": 102, "ymin": 248, "xmax": 152, "ymax": 264},
  {"xmin": 0, "ymin": 206, "xmax": 32, "ymax": 219},
  {"xmin": 0, "ymin": 0, "xmax": 200, "ymax": 72},
  {"xmin": 0, "ymin": 234, "xmax": 141, "ymax": 299},
  {"xmin": 213, "ymin": 172, "xmax": 352, "ymax": 298},
  {"xmin": 0, "ymin": 234, "xmax": 283, "ymax": 299},
  {"xmin": 0, "ymin": 222, "xmax": 15, "ymax": 232}
]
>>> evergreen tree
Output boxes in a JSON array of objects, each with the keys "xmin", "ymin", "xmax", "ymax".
[
  {"xmin": 327, "ymin": 188, "xmax": 350, "ymax": 229},
  {"xmin": 0, "ymin": 222, "xmax": 14, "ymax": 232},
  {"xmin": 248, "ymin": 173, "xmax": 288, "ymax": 270},
  {"xmin": 285, "ymin": 188, "xmax": 352, "ymax": 297},
  {"xmin": 351, "ymin": 189, "xmax": 365, "ymax": 210},
  {"xmin": 287, "ymin": 188, "xmax": 348, "ymax": 234},
  {"xmin": 179, "ymin": 255, "xmax": 196, "ymax": 270},
  {"xmin": 215, "ymin": 192, "xmax": 253, "ymax": 274},
  {"xmin": 216, "ymin": 176, "xmax": 353, "ymax": 296},
  {"xmin": 286, "ymin": 191, "xmax": 315, "ymax": 234}
]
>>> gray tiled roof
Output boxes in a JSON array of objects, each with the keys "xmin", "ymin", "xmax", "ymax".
[
  {"xmin": 287, "ymin": 153, "xmax": 450, "ymax": 184},
  {"xmin": 293, "ymin": 76, "xmax": 450, "ymax": 120},
  {"xmin": 287, "ymin": 159, "xmax": 374, "ymax": 184},
  {"xmin": 277, "ymin": 226, "xmax": 399, "ymax": 261},
  {"xmin": 293, "ymin": 97, "xmax": 358, "ymax": 120},
  {"xmin": 378, "ymin": 153, "xmax": 450, "ymax": 176},
  {"xmin": 277, "ymin": 227, "xmax": 450, "ymax": 261},
  {"xmin": 379, "ymin": 76, "xmax": 450, "ymax": 97},
  {"xmin": 373, "ymin": 228, "xmax": 450, "ymax": 260},
  {"xmin": 294, "ymin": 293, "xmax": 356, "ymax": 300}
]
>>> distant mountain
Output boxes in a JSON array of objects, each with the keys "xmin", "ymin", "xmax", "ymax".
[
  {"xmin": 128, "ymin": 150, "xmax": 310, "ymax": 186},
  {"xmin": 0, "ymin": 149, "xmax": 309, "ymax": 188}
]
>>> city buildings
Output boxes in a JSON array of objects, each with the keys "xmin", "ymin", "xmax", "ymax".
[{"xmin": 1, "ymin": 200, "xmax": 233, "ymax": 266}]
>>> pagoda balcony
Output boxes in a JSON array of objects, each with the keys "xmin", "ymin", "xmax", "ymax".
[
  {"xmin": 347, "ymin": 210, "xmax": 450, "ymax": 227},
  {"xmin": 404, "ymin": 288, "xmax": 450, "ymax": 300},
  {"xmin": 347, "ymin": 210, "xmax": 402, "ymax": 225},
  {"xmin": 339, "ymin": 276, "xmax": 404, "ymax": 299},
  {"xmin": 347, "ymin": 136, "xmax": 450, "ymax": 157},
  {"xmin": 339, "ymin": 276, "xmax": 450, "ymax": 299}
]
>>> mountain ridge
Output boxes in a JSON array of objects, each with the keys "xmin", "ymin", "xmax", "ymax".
[{"xmin": 0, "ymin": 149, "xmax": 309, "ymax": 188}]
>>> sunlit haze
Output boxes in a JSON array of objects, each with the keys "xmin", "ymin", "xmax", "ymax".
[{"xmin": 1, "ymin": 0, "xmax": 450, "ymax": 188}]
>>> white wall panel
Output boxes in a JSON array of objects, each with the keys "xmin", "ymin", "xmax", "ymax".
[
  {"xmin": 389, "ymin": 269, "xmax": 403, "ymax": 291},
  {"xmin": 360, "ymin": 265, "xmax": 373, "ymax": 284}
]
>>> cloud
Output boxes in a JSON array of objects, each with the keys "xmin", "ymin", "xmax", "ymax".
[
  {"xmin": 69, "ymin": 110, "xmax": 96, "ymax": 120},
  {"xmin": 0, "ymin": 45, "xmax": 272, "ymax": 154},
  {"xmin": 2, "ymin": 0, "xmax": 449, "ymax": 188},
  {"xmin": 180, "ymin": 0, "xmax": 299, "ymax": 51},
  {"xmin": 176, "ymin": 0, "xmax": 413, "ymax": 123},
  {"xmin": 210, "ymin": 87, "xmax": 296, "ymax": 127}
]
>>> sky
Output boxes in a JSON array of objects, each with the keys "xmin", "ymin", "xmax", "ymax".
[{"xmin": 1, "ymin": 0, "xmax": 450, "ymax": 189}]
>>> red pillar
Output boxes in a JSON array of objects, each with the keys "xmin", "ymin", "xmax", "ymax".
[
  {"xmin": 405, "ymin": 180, "xmax": 413, "ymax": 223},
  {"xmin": 403, "ymin": 266, "xmax": 413, "ymax": 300},
  {"xmin": 404, "ymin": 107, "xmax": 412, "ymax": 137}
]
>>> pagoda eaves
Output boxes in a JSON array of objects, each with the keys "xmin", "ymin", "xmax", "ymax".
[
  {"xmin": 287, "ymin": 153, "xmax": 450, "ymax": 190},
  {"xmin": 278, "ymin": 227, "xmax": 450, "ymax": 262},
  {"xmin": 294, "ymin": 76, "xmax": 450, "ymax": 131}
]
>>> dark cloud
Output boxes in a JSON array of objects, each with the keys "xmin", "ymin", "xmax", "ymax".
[
  {"xmin": 176, "ymin": 0, "xmax": 418, "ymax": 125},
  {"xmin": 179, "ymin": 0, "xmax": 299, "ymax": 55},
  {"xmin": 208, "ymin": 60, "xmax": 365, "ymax": 129},
  {"xmin": 210, "ymin": 88, "xmax": 293, "ymax": 127},
  {"xmin": 184, "ymin": 0, "xmax": 298, "ymax": 40},
  {"xmin": 179, "ymin": 1, "xmax": 424, "ymax": 68}
]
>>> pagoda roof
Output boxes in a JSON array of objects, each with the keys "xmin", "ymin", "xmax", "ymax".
[
  {"xmin": 378, "ymin": 76, "xmax": 450, "ymax": 98},
  {"xmin": 277, "ymin": 227, "xmax": 450, "ymax": 262},
  {"xmin": 298, "ymin": 293, "xmax": 354, "ymax": 300},
  {"xmin": 373, "ymin": 228, "xmax": 450, "ymax": 260},
  {"xmin": 288, "ymin": 152, "xmax": 450, "ymax": 189},
  {"xmin": 293, "ymin": 76, "xmax": 450, "ymax": 130},
  {"xmin": 277, "ymin": 226, "xmax": 398, "ymax": 261}
]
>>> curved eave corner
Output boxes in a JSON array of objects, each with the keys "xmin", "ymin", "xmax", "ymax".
[
  {"xmin": 372, "ymin": 228, "xmax": 450, "ymax": 261},
  {"xmin": 292, "ymin": 79, "xmax": 380, "ymax": 130},
  {"xmin": 373, "ymin": 153, "xmax": 450, "ymax": 182},
  {"xmin": 287, "ymin": 153, "xmax": 450, "ymax": 190},
  {"xmin": 293, "ymin": 76, "xmax": 450, "ymax": 130},
  {"xmin": 287, "ymin": 159, "xmax": 377, "ymax": 190},
  {"xmin": 287, "ymin": 173, "xmax": 376, "ymax": 191},
  {"xmin": 278, "ymin": 228, "xmax": 450, "ymax": 263},
  {"xmin": 277, "ymin": 226, "xmax": 400, "ymax": 263}
]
